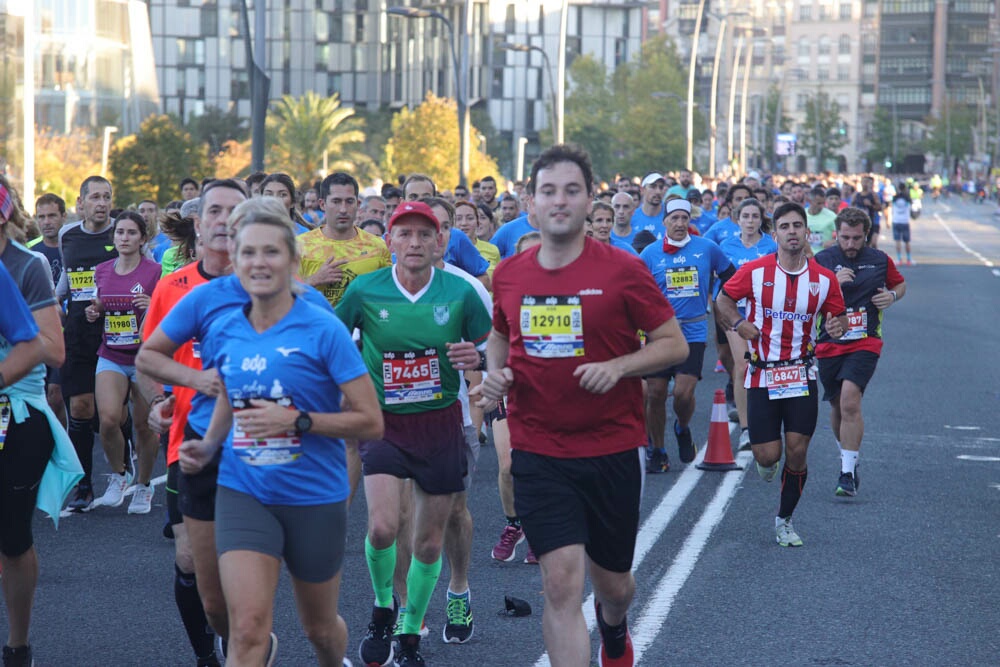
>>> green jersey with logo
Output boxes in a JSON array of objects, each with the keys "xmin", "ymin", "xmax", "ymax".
[{"xmin": 335, "ymin": 266, "xmax": 491, "ymax": 414}]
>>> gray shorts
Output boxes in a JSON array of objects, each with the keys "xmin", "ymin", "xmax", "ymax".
[
  {"xmin": 463, "ymin": 424, "xmax": 481, "ymax": 491},
  {"xmin": 215, "ymin": 485, "xmax": 347, "ymax": 583}
]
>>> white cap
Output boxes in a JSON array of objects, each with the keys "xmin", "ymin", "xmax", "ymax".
[
  {"xmin": 665, "ymin": 199, "xmax": 691, "ymax": 216},
  {"xmin": 641, "ymin": 173, "xmax": 666, "ymax": 188}
]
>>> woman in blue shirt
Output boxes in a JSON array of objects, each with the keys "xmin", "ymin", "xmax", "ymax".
[{"xmin": 179, "ymin": 207, "xmax": 383, "ymax": 667}]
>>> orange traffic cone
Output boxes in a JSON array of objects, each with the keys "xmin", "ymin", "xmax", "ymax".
[{"xmin": 697, "ymin": 389, "xmax": 742, "ymax": 471}]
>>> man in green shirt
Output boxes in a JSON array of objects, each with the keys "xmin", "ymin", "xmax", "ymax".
[{"xmin": 806, "ymin": 185, "xmax": 837, "ymax": 255}]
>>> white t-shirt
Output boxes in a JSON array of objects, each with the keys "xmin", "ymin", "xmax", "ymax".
[{"xmin": 891, "ymin": 198, "xmax": 911, "ymax": 225}]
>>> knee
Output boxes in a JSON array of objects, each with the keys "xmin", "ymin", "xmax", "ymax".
[
  {"xmin": 302, "ymin": 615, "xmax": 341, "ymax": 651},
  {"xmin": 367, "ymin": 514, "xmax": 399, "ymax": 549},
  {"xmin": 98, "ymin": 413, "xmax": 120, "ymax": 435},
  {"xmin": 412, "ymin": 531, "xmax": 444, "ymax": 562},
  {"xmin": 542, "ymin": 573, "xmax": 583, "ymax": 610},
  {"xmin": 229, "ymin": 610, "xmax": 269, "ymax": 648},
  {"xmin": 646, "ymin": 382, "xmax": 668, "ymax": 403},
  {"xmin": 199, "ymin": 589, "xmax": 228, "ymax": 623}
]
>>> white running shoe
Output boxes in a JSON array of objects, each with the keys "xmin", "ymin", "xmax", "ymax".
[
  {"xmin": 775, "ymin": 516, "xmax": 803, "ymax": 547},
  {"xmin": 128, "ymin": 483, "xmax": 154, "ymax": 514},
  {"xmin": 755, "ymin": 459, "xmax": 779, "ymax": 483},
  {"xmin": 98, "ymin": 471, "xmax": 133, "ymax": 508}
]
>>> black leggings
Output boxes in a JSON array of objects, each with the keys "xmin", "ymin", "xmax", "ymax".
[{"xmin": 1, "ymin": 405, "xmax": 55, "ymax": 557}]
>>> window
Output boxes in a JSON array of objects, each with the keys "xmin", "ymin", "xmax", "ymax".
[
  {"xmin": 837, "ymin": 64, "xmax": 850, "ymax": 80},
  {"xmin": 839, "ymin": 2, "xmax": 852, "ymax": 19},
  {"xmin": 838, "ymin": 35, "xmax": 850, "ymax": 54},
  {"xmin": 201, "ymin": 4, "xmax": 218, "ymax": 36},
  {"xmin": 505, "ymin": 3, "xmax": 516, "ymax": 33},
  {"xmin": 491, "ymin": 68, "xmax": 504, "ymax": 97},
  {"xmin": 231, "ymin": 69, "xmax": 249, "ymax": 99},
  {"xmin": 316, "ymin": 44, "xmax": 330, "ymax": 68},
  {"xmin": 327, "ymin": 72, "xmax": 342, "ymax": 96},
  {"xmin": 315, "ymin": 13, "xmax": 329, "ymax": 42},
  {"xmin": 799, "ymin": 4, "xmax": 812, "ymax": 21},
  {"xmin": 796, "ymin": 93, "xmax": 808, "ymax": 111},
  {"xmin": 798, "ymin": 38, "xmax": 810, "ymax": 57},
  {"xmin": 176, "ymin": 39, "xmax": 205, "ymax": 66},
  {"xmin": 818, "ymin": 36, "xmax": 831, "ymax": 55},
  {"xmin": 818, "ymin": 3, "xmax": 829, "ymax": 20},
  {"xmin": 817, "ymin": 67, "xmax": 830, "ymax": 80}
]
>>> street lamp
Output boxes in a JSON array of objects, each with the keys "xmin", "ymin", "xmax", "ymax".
[
  {"xmin": 498, "ymin": 41, "xmax": 561, "ymax": 144},
  {"xmin": 685, "ymin": 0, "xmax": 708, "ymax": 170},
  {"xmin": 705, "ymin": 11, "xmax": 749, "ymax": 178},
  {"xmin": 101, "ymin": 126, "xmax": 119, "ymax": 178},
  {"xmin": 388, "ymin": 6, "xmax": 470, "ymax": 187}
]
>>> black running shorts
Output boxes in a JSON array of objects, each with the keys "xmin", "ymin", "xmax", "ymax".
[
  {"xmin": 359, "ymin": 401, "xmax": 466, "ymax": 496},
  {"xmin": 62, "ymin": 317, "xmax": 102, "ymax": 398},
  {"xmin": 646, "ymin": 341, "xmax": 705, "ymax": 380},
  {"xmin": 818, "ymin": 351, "xmax": 880, "ymax": 402},
  {"xmin": 177, "ymin": 422, "xmax": 220, "ymax": 522},
  {"xmin": 746, "ymin": 381, "xmax": 819, "ymax": 445},
  {"xmin": 511, "ymin": 448, "xmax": 643, "ymax": 573},
  {"xmin": 1, "ymin": 406, "xmax": 56, "ymax": 558}
]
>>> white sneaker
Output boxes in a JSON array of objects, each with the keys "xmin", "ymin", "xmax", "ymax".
[
  {"xmin": 775, "ymin": 516, "xmax": 803, "ymax": 547},
  {"xmin": 755, "ymin": 459, "xmax": 779, "ymax": 483},
  {"xmin": 127, "ymin": 483, "xmax": 154, "ymax": 514},
  {"xmin": 98, "ymin": 471, "xmax": 132, "ymax": 508}
]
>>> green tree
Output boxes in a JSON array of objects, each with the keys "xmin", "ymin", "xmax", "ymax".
[
  {"xmin": 563, "ymin": 55, "xmax": 616, "ymax": 181},
  {"xmin": 863, "ymin": 107, "xmax": 897, "ymax": 169},
  {"xmin": 798, "ymin": 92, "xmax": 848, "ymax": 170},
  {"xmin": 382, "ymin": 92, "xmax": 502, "ymax": 189},
  {"xmin": 34, "ymin": 127, "xmax": 102, "ymax": 205},
  {"xmin": 925, "ymin": 102, "xmax": 977, "ymax": 164},
  {"xmin": 610, "ymin": 37, "xmax": 694, "ymax": 177},
  {"xmin": 759, "ymin": 84, "xmax": 793, "ymax": 170},
  {"xmin": 267, "ymin": 91, "xmax": 372, "ymax": 185},
  {"xmin": 107, "ymin": 114, "xmax": 208, "ymax": 207},
  {"xmin": 186, "ymin": 106, "xmax": 248, "ymax": 157}
]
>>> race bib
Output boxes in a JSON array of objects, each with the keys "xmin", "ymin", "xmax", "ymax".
[
  {"xmin": 68, "ymin": 269, "xmax": 97, "ymax": 302},
  {"xmin": 0, "ymin": 396, "xmax": 10, "ymax": 451},
  {"xmin": 765, "ymin": 364, "xmax": 809, "ymax": 400},
  {"xmin": 382, "ymin": 348, "xmax": 443, "ymax": 405},
  {"xmin": 102, "ymin": 295, "xmax": 141, "ymax": 347},
  {"xmin": 231, "ymin": 396, "xmax": 302, "ymax": 466},
  {"xmin": 843, "ymin": 307, "xmax": 868, "ymax": 341},
  {"xmin": 665, "ymin": 267, "xmax": 699, "ymax": 299},
  {"xmin": 520, "ymin": 295, "xmax": 584, "ymax": 358}
]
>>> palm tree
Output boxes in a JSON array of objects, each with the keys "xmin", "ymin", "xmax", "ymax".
[{"xmin": 266, "ymin": 91, "xmax": 373, "ymax": 184}]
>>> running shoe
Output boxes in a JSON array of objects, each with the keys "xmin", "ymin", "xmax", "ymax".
[
  {"xmin": 853, "ymin": 463, "xmax": 860, "ymax": 491},
  {"xmin": 595, "ymin": 601, "xmax": 634, "ymax": 667},
  {"xmin": 394, "ymin": 634, "xmax": 425, "ymax": 667},
  {"xmin": 835, "ymin": 472, "xmax": 857, "ymax": 497},
  {"xmin": 728, "ymin": 404, "xmax": 739, "ymax": 422},
  {"xmin": 359, "ymin": 595, "xmax": 398, "ymax": 667},
  {"xmin": 775, "ymin": 517, "xmax": 804, "ymax": 547},
  {"xmin": 646, "ymin": 448, "xmax": 670, "ymax": 474},
  {"xmin": 2, "ymin": 644, "xmax": 32, "ymax": 667},
  {"xmin": 128, "ymin": 483, "xmax": 154, "ymax": 514},
  {"xmin": 524, "ymin": 546, "xmax": 538, "ymax": 565},
  {"xmin": 738, "ymin": 428, "xmax": 751, "ymax": 451},
  {"xmin": 66, "ymin": 482, "xmax": 94, "ymax": 513},
  {"xmin": 755, "ymin": 460, "xmax": 779, "ymax": 483},
  {"xmin": 491, "ymin": 525, "xmax": 525, "ymax": 562},
  {"xmin": 675, "ymin": 421, "xmax": 696, "ymax": 464},
  {"xmin": 264, "ymin": 632, "xmax": 277, "ymax": 667},
  {"xmin": 442, "ymin": 591, "xmax": 474, "ymax": 644},
  {"xmin": 97, "ymin": 470, "xmax": 133, "ymax": 508},
  {"xmin": 215, "ymin": 635, "xmax": 227, "ymax": 661}
]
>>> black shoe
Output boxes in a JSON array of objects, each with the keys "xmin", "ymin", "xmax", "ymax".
[
  {"xmin": 67, "ymin": 482, "xmax": 94, "ymax": 513},
  {"xmin": 2, "ymin": 645, "xmax": 32, "ymax": 667},
  {"xmin": 835, "ymin": 472, "xmax": 856, "ymax": 497},
  {"xmin": 675, "ymin": 421, "xmax": 696, "ymax": 463},
  {"xmin": 359, "ymin": 595, "xmax": 398, "ymax": 667},
  {"xmin": 442, "ymin": 592, "xmax": 474, "ymax": 644},
  {"xmin": 646, "ymin": 447, "xmax": 670, "ymax": 474},
  {"xmin": 853, "ymin": 463, "xmax": 860, "ymax": 491},
  {"xmin": 395, "ymin": 634, "xmax": 426, "ymax": 667}
]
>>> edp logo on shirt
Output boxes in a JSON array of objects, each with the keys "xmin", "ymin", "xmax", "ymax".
[{"xmin": 241, "ymin": 354, "xmax": 268, "ymax": 374}]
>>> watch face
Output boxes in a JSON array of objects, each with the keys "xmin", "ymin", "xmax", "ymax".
[{"xmin": 295, "ymin": 413, "xmax": 311, "ymax": 432}]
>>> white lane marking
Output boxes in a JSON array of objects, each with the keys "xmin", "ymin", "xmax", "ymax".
[
  {"xmin": 933, "ymin": 213, "xmax": 996, "ymax": 268},
  {"xmin": 993, "ymin": 269, "xmax": 1000, "ymax": 278},
  {"xmin": 533, "ymin": 423, "xmax": 739, "ymax": 667},
  {"xmin": 945, "ymin": 425, "xmax": 982, "ymax": 431},
  {"xmin": 58, "ymin": 472, "xmax": 168, "ymax": 519},
  {"xmin": 957, "ymin": 455, "xmax": 1000, "ymax": 462},
  {"xmin": 632, "ymin": 451, "xmax": 753, "ymax": 665}
]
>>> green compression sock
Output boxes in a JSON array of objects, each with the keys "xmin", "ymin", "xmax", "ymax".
[
  {"xmin": 365, "ymin": 537, "xmax": 397, "ymax": 609},
  {"xmin": 402, "ymin": 555, "xmax": 442, "ymax": 635}
]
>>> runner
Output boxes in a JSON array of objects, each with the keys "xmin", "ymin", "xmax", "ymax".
[
  {"xmin": 260, "ymin": 172, "xmax": 312, "ymax": 234},
  {"xmin": 178, "ymin": 207, "xmax": 382, "ymax": 667},
  {"xmin": 814, "ymin": 207, "xmax": 906, "ymax": 496},
  {"xmin": 453, "ymin": 200, "xmax": 500, "ymax": 276},
  {"xmin": 476, "ymin": 145, "xmax": 687, "ymax": 666},
  {"xmin": 57, "ymin": 176, "xmax": 120, "ymax": 511},
  {"xmin": 805, "ymin": 186, "xmax": 837, "ymax": 256},
  {"xmin": 335, "ymin": 201, "xmax": 491, "ymax": 667},
  {"xmin": 715, "ymin": 201, "xmax": 848, "ymax": 547},
  {"xmin": 718, "ymin": 198, "xmax": 777, "ymax": 451},
  {"xmin": 87, "ymin": 212, "xmax": 161, "ymax": 514},
  {"xmin": 890, "ymin": 183, "xmax": 914, "ymax": 265},
  {"xmin": 640, "ymin": 198, "xmax": 734, "ymax": 471},
  {"xmin": 630, "ymin": 172, "xmax": 667, "ymax": 236}
]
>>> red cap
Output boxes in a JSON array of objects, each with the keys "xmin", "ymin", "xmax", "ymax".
[{"xmin": 387, "ymin": 200, "xmax": 441, "ymax": 233}]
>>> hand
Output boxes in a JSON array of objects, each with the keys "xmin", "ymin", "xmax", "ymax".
[
  {"xmin": 471, "ymin": 367, "xmax": 513, "ymax": 407},
  {"xmin": 132, "ymin": 293, "xmax": 151, "ymax": 310},
  {"xmin": 235, "ymin": 399, "xmax": 296, "ymax": 439},
  {"xmin": 835, "ymin": 267, "xmax": 855, "ymax": 285},
  {"xmin": 573, "ymin": 360, "xmax": 625, "ymax": 394},
  {"xmin": 189, "ymin": 368, "xmax": 224, "ymax": 397},
  {"xmin": 735, "ymin": 320, "xmax": 761, "ymax": 342},
  {"xmin": 871, "ymin": 287, "xmax": 894, "ymax": 311},
  {"xmin": 85, "ymin": 299, "xmax": 101, "ymax": 323},
  {"xmin": 147, "ymin": 395, "xmax": 175, "ymax": 434},
  {"xmin": 825, "ymin": 315, "xmax": 846, "ymax": 338},
  {"xmin": 309, "ymin": 257, "xmax": 349, "ymax": 286},
  {"xmin": 446, "ymin": 341, "xmax": 479, "ymax": 370},
  {"xmin": 179, "ymin": 438, "xmax": 215, "ymax": 474}
]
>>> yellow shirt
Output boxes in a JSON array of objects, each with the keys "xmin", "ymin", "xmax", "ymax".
[
  {"xmin": 298, "ymin": 227, "xmax": 392, "ymax": 306},
  {"xmin": 474, "ymin": 239, "xmax": 501, "ymax": 278}
]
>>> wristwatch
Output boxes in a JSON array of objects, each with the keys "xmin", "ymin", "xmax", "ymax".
[{"xmin": 294, "ymin": 411, "xmax": 313, "ymax": 434}]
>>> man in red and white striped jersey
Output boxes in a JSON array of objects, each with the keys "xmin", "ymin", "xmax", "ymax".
[{"xmin": 715, "ymin": 201, "xmax": 848, "ymax": 548}]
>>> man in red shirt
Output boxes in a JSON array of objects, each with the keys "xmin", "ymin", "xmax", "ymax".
[
  {"xmin": 716, "ymin": 201, "xmax": 848, "ymax": 548},
  {"xmin": 477, "ymin": 145, "xmax": 687, "ymax": 667}
]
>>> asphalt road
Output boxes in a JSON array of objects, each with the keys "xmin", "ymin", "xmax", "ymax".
[{"xmin": 10, "ymin": 196, "xmax": 1000, "ymax": 666}]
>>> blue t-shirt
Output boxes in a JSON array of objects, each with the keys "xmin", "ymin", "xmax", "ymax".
[
  {"xmin": 445, "ymin": 229, "xmax": 490, "ymax": 277},
  {"xmin": 209, "ymin": 297, "xmax": 367, "ymax": 505},
  {"xmin": 666, "ymin": 184, "xmax": 694, "ymax": 199},
  {"xmin": 703, "ymin": 217, "xmax": 739, "ymax": 246},
  {"xmin": 630, "ymin": 206, "xmax": 664, "ymax": 237},
  {"xmin": 721, "ymin": 234, "xmax": 778, "ymax": 317},
  {"xmin": 489, "ymin": 214, "xmax": 536, "ymax": 259},
  {"xmin": 609, "ymin": 236, "xmax": 639, "ymax": 255},
  {"xmin": 151, "ymin": 233, "xmax": 173, "ymax": 262},
  {"xmin": 0, "ymin": 262, "xmax": 41, "ymax": 394},
  {"xmin": 640, "ymin": 236, "xmax": 733, "ymax": 343},
  {"xmin": 610, "ymin": 226, "xmax": 638, "ymax": 247},
  {"xmin": 158, "ymin": 274, "xmax": 334, "ymax": 435},
  {"xmin": 691, "ymin": 211, "xmax": 717, "ymax": 235}
]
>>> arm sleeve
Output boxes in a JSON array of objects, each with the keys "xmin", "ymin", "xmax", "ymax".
[{"xmin": 0, "ymin": 263, "xmax": 40, "ymax": 345}]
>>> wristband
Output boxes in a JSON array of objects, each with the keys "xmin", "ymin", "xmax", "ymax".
[
  {"xmin": 731, "ymin": 317, "xmax": 745, "ymax": 332},
  {"xmin": 889, "ymin": 290, "xmax": 897, "ymax": 302},
  {"xmin": 478, "ymin": 350, "xmax": 488, "ymax": 371}
]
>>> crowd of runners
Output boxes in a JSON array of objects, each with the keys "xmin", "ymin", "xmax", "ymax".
[{"xmin": 0, "ymin": 146, "xmax": 912, "ymax": 667}]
